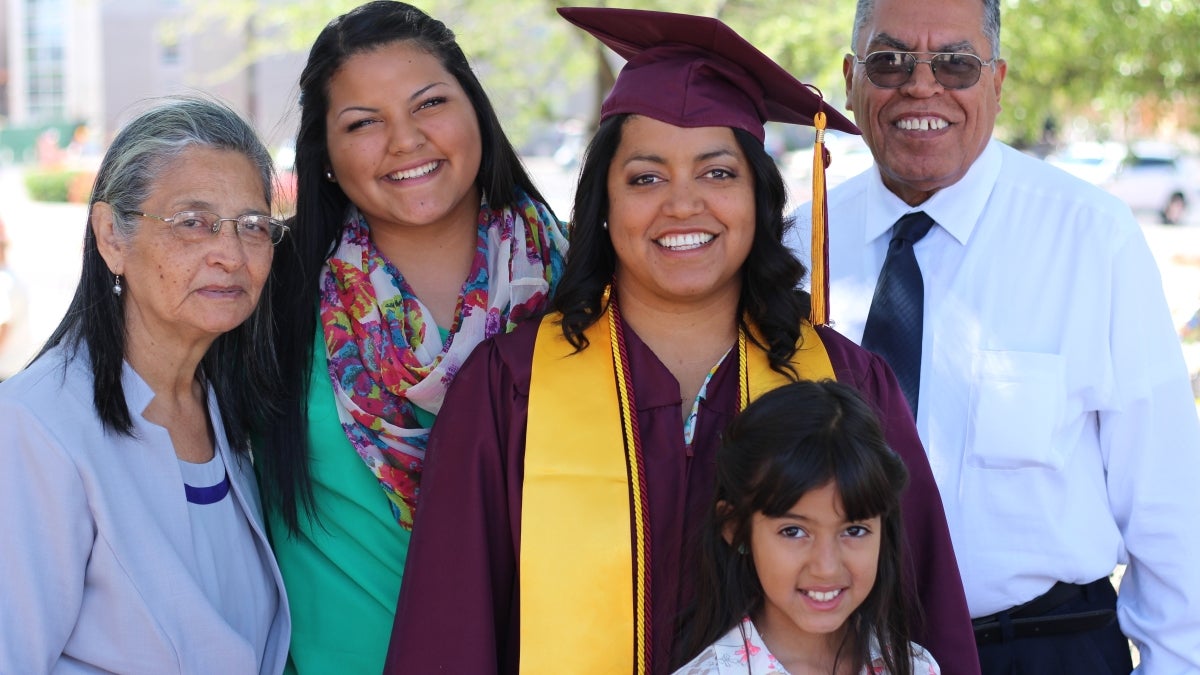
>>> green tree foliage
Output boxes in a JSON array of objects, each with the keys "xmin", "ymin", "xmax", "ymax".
[
  {"xmin": 1001, "ymin": 0, "xmax": 1200, "ymax": 145},
  {"xmin": 181, "ymin": 0, "xmax": 854, "ymax": 147},
  {"xmin": 186, "ymin": 0, "xmax": 1200, "ymax": 149}
]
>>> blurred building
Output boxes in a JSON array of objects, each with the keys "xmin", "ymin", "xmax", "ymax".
[{"xmin": 2, "ymin": 0, "xmax": 306, "ymax": 161}]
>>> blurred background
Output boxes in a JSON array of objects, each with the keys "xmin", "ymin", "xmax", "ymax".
[{"xmin": 1, "ymin": 0, "xmax": 1198, "ymax": 402}]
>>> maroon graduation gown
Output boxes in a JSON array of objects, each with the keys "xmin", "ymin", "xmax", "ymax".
[{"xmin": 385, "ymin": 320, "xmax": 979, "ymax": 675}]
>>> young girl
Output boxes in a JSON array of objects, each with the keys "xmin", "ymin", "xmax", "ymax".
[{"xmin": 674, "ymin": 380, "xmax": 939, "ymax": 675}]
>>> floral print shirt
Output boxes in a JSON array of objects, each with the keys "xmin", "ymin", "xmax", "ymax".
[{"xmin": 673, "ymin": 616, "xmax": 940, "ymax": 675}]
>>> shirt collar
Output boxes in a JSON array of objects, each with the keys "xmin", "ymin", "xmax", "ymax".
[
  {"xmin": 119, "ymin": 358, "xmax": 158, "ymax": 418},
  {"xmin": 715, "ymin": 617, "xmax": 887, "ymax": 669},
  {"xmin": 864, "ymin": 138, "xmax": 1003, "ymax": 245}
]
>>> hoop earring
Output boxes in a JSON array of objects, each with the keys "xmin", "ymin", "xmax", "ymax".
[{"xmin": 113, "ymin": 274, "xmax": 123, "ymax": 296}]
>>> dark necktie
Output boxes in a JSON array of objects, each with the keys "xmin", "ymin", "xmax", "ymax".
[{"xmin": 861, "ymin": 211, "xmax": 935, "ymax": 417}]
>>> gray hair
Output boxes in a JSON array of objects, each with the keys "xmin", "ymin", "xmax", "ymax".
[
  {"xmin": 91, "ymin": 95, "xmax": 276, "ymax": 238},
  {"xmin": 852, "ymin": 0, "xmax": 1001, "ymax": 59}
]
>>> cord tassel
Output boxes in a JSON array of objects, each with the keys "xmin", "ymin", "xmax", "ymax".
[{"xmin": 809, "ymin": 110, "xmax": 830, "ymax": 327}]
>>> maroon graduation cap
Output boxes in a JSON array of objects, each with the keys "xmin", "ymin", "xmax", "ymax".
[
  {"xmin": 559, "ymin": 6, "xmax": 856, "ymax": 326},
  {"xmin": 557, "ymin": 6, "xmax": 859, "ymax": 142}
]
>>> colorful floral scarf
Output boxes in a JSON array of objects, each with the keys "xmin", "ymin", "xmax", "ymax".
[{"xmin": 319, "ymin": 189, "xmax": 568, "ymax": 529}]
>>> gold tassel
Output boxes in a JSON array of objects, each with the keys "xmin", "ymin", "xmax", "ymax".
[{"xmin": 809, "ymin": 111, "xmax": 829, "ymax": 327}]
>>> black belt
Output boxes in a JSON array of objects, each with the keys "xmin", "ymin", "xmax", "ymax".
[{"xmin": 972, "ymin": 580, "xmax": 1117, "ymax": 645}]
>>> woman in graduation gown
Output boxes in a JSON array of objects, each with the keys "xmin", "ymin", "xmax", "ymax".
[{"xmin": 386, "ymin": 8, "xmax": 979, "ymax": 675}]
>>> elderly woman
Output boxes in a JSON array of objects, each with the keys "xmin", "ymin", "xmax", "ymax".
[
  {"xmin": 0, "ymin": 96, "xmax": 291, "ymax": 673},
  {"xmin": 387, "ymin": 8, "xmax": 979, "ymax": 675}
]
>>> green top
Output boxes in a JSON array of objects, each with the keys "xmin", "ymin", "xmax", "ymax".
[{"xmin": 267, "ymin": 329, "xmax": 440, "ymax": 674}]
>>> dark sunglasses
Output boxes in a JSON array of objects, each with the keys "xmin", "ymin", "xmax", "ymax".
[{"xmin": 854, "ymin": 51, "xmax": 996, "ymax": 90}]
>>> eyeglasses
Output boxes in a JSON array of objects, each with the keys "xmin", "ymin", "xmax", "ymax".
[
  {"xmin": 131, "ymin": 210, "xmax": 289, "ymax": 246},
  {"xmin": 854, "ymin": 51, "xmax": 996, "ymax": 90}
]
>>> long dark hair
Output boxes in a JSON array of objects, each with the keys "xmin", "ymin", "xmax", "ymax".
[
  {"xmin": 35, "ymin": 95, "xmax": 279, "ymax": 456},
  {"xmin": 551, "ymin": 114, "xmax": 809, "ymax": 375},
  {"xmin": 261, "ymin": 0, "xmax": 550, "ymax": 531},
  {"xmin": 675, "ymin": 380, "xmax": 913, "ymax": 675}
]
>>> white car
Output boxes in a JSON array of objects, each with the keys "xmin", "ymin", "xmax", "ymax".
[
  {"xmin": 1103, "ymin": 143, "xmax": 1197, "ymax": 225},
  {"xmin": 1046, "ymin": 141, "xmax": 1125, "ymax": 186},
  {"xmin": 1049, "ymin": 141, "xmax": 1197, "ymax": 225}
]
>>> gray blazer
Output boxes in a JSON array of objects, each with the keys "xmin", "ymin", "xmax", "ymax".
[{"xmin": 0, "ymin": 345, "xmax": 290, "ymax": 674}]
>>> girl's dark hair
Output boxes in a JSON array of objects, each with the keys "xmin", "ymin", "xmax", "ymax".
[
  {"xmin": 675, "ymin": 380, "xmax": 913, "ymax": 675},
  {"xmin": 551, "ymin": 114, "xmax": 810, "ymax": 376},
  {"xmin": 35, "ymin": 94, "xmax": 279, "ymax": 457},
  {"xmin": 261, "ymin": 0, "xmax": 550, "ymax": 531}
]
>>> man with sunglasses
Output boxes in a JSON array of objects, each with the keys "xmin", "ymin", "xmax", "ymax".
[{"xmin": 789, "ymin": 0, "xmax": 1200, "ymax": 672}]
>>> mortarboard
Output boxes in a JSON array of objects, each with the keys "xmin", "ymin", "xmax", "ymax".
[
  {"xmin": 558, "ymin": 6, "xmax": 859, "ymax": 326},
  {"xmin": 557, "ymin": 6, "xmax": 857, "ymax": 140}
]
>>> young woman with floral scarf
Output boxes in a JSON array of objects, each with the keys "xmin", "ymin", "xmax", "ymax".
[{"xmin": 256, "ymin": 3, "xmax": 568, "ymax": 673}]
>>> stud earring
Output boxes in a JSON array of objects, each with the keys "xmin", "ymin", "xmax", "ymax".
[
  {"xmin": 325, "ymin": 170, "xmax": 336, "ymax": 182},
  {"xmin": 113, "ymin": 274, "xmax": 123, "ymax": 297},
  {"xmin": 736, "ymin": 543, "xmax": 748, "ymax": 556},
  {"xmin": 601, "ymin": 221, "xmax": 609, "ymax": 231}
]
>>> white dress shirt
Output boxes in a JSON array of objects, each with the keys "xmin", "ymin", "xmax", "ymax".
[{"xmin": 788, "ymin": 139, "xmax": 1200, "ymax": 672}]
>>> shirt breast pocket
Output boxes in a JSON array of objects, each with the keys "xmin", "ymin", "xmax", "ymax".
[{"xmin": 966, "ymin": 350, "xmax": 1068, "ymax": 470}]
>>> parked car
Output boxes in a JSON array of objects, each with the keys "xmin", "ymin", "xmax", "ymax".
[
  {"xmin": 1046, "ymin": 141, "xmax": 1126, "ymax": 186},
  {"xmin": 1049, "ymin": 141, "xmax": 1198, "ymax": 225},
  {"xmin": 1105, "ymin": 143, "xmax": 1197, "ymax": 225}
]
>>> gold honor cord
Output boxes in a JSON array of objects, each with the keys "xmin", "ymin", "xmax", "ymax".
[
  {"xmin": 737, "ymin": 327, "xmax": 749, "ymax": 412},
  {"xmin": 609, "ymin": 300, "xmax": 653, "ymax": 674}
]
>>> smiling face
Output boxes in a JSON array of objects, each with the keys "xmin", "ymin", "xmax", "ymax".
[
  {"xmin": 845, "ymin": 0, "xmax": 1006, "ymax": 205},
  {"xmin": 98, "ymin": 146, "xmax": 274, "ymax": 351},
  {"xmin": 749, "ymin": 481, "xmax": 881, "ymax": 658},
  {"xmin": 605, "ymin": 116, "xmax": 756, "ymax": 312},
  {"xmin": 325, "ymin": 40, "xmax": 482, "ymax": 234}
]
